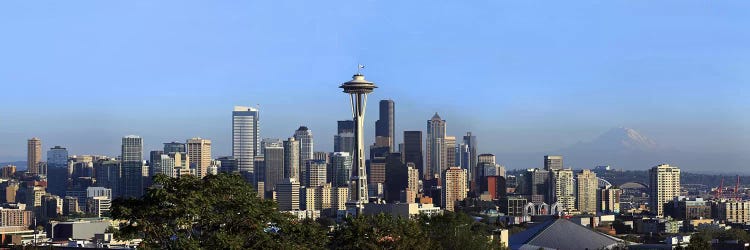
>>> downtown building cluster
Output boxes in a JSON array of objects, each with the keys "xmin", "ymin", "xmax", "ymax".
[{"xmin": 2, "ymin": 73, "xmax": 750, "ymax": 249}]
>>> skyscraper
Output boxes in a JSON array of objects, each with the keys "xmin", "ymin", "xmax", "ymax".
[
  {"xmin": 478, "ymin": 154, "xmax": 496, "ymax": 165},
  {"xmin": 159, "ymin": 154, "xmax": 176, "ymax": 177},
  {"xmin": 27, "ymin": 138, "xmax": 42, "ymax": 175},
  {"xmin": 598, "ymin": 187, "xmax": 622, "ymax": 214},
  {"xmin": 294, "ymin": 126, "xmax": 314, "ymax": 185},
  {"xmin": 442, "ymin": 167, "xmax": 467, "ymax": 212},
  {"xmin": 148, "ymin": 150, "xmax": 164, "ymax": 177},
  {"xmin": 551, "ymin": 169, "xmax": 576, "ymax": 212},
  {"xmin": 93, "ymin": 159, "xmax": 120, "ymax": 197},
  {"xmin": 403, "ymin": 131, "xmax": 423, "ymax": 178},
  {"xmin": 525, "ymin": 168, "xmax": 550, "ymax": 204},
  {"xmin": 263, "ymin": 139, "xmax": 284, "ymax": 193},
  {"xmin": 276, "ymin": 178, "xmax": 300, "ymax": 211},
  {"xmin": 462, "ymin": 132, "xmax": 478, "ymax": 190},
  {"xmin": 339, "ymin": 72, "xmax": 377, "ymax": 213},
  {"xmin": 283, "ymin": 137, "xmax": 300, "ymax": 180},
  {"xmin": 544, "ymin": 155, "xmax": 563, "ymax": 171},
  {"xmin": 305, "ymin": 159, "xmax": 327, "ymax": 187},
  {"xmin": 406, "ymin": 163, "xmax": 419, "ymax": 203},
  {"xmin": 186, "ymin": 138, "xmax": 212, "ymax": 178},
  {"xmin": 233, "ymin": 106, "xmax": 260, "ymax": 174},
  {"xmin": 313, "ymin": 152, "xmax": 329, "ymax": 162},
  {"xmin": 375, "ymin": 99, "xmax": 395, "ymax": 151},
  {"xmin": 216, "ymin": 156, "xmax": 238, "ymax": 174},
  {"xmin": 576, "ymin": 169, "xmax": 598, "ymax": 214},
  {"xmin": 163, "ymin": 142, "xmax": 186, "ymax": 154},
  {"xmin": 444, "ymin": 136, "xmax": 456, "ymax": 169},
  {"xmin": 47, "ymin": 146, "xmax": 68, "ymax": 169},
  {"xmin": 383, "ymin": 152, "xmax": 405, "ymax": 203},
  {"xmin": 121, "ymin": 135, "xmax": 144, "ymax": 198},
  {"xmin": 334, "ymin": 120, "xmax": 355, "ymax": 156},
  {"xmin": 426, "ymin": 113, "xmax": 446, "ymax": 180},
  {"xmin": 330, "ymin": 152, "xmax": 352, "ymax": 188},
  {"xmin": 649, "ymin": 164, "xmax": 680, "ymax": 217},
  {"xmin": 476, "ymin": 154, "xmax": 497, "ymax": 191}
]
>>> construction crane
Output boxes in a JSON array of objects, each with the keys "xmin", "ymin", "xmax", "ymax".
[{"xmin": 735, "ymin": 175, "xmax": 741, "ymax": 201}]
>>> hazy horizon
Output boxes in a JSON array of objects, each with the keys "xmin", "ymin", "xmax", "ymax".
[{"xmin": 1, "ymin": 1, "xmax": 748, "ymax": 172}]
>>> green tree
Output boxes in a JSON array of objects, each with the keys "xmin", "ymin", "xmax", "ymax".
[
  {"xmin": 110, "ymin": 173, "xmax": 327, "ymax": 249},
  {"xmin": 331, "ymin": 213, "xmax": 432, "ymax": 250},
  {"xmin": 419, "ymin": 211, "xmax": 502, "ymax": 250}
]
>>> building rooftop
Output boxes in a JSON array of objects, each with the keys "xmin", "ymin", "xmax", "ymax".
[{"xmin": 509, "ymin": 218, "xmax": 625, "ymax": 250}]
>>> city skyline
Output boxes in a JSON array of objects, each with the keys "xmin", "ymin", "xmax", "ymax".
[
  {"xmin": 1, "ymin": 1, "xmax": 749, "ymax": 172},
  {"xmin": 2, "ymin": 2, "xmax": 750, "ymax": 248}
]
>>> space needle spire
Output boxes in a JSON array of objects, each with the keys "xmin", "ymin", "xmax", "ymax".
[{"xmin": 339, "ymin": 66, "xmax": 377, "ymax": 215}]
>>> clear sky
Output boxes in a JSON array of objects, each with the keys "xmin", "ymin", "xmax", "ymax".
[{"xmin": 1, "ymin": 1, "xmax": 748, "ymax": 170}]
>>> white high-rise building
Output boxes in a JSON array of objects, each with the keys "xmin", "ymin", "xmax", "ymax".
[
  {"xmin": 283, "ymin": 137, "xmax": 300, "ymax": 180},
  {"xmin": 232, "ymin": 106, "xmax": 260, "ymax": 174},
  {"xmin": 552, "ymin": 168, "xmax": 576, "ymax": 212},
  {"xmin": 649, "ymin": 164, "xmax": 680, "ymax": 217}
]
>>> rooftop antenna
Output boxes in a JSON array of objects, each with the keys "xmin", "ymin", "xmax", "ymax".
[{"xmin": 356, "ymin": 64, "xmax": 365, "ymax": 75}]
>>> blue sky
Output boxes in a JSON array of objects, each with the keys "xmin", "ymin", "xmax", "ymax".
[{"xmin": 1, "ymin": 1, "xmax": 748, "ymax": 170}]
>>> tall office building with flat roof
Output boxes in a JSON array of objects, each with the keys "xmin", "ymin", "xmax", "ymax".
[
  {"xmin": 329, "ymin": 152, "xmax": 352, "ymax": 188},
  {"xmin": 294, "ymin": 126, "xmax": 314, "ymax": 184},
  {"xmin": 403, "ymin": 131, "xmax": 423, "ymax": 178},
  {"xmin": 121, "ymin": 135, "xmax": 144, "ymax": 198},
  {"xmin": 544, "ymin": 155, "xmax": 563, "ymax": 171},
  {"xmin": 334, "ymin": 120, "xmax": 355, "ymax": 156},
  {"xmin": 649, "ymin": 164, "xmax": 680, "ymax": 217},
  {"xmin": 186, "ymin": 138, "xmax": 212, "ymax": 178},
  {"xmin": 47, "ymin": 146, "xmax": 68, "ymax": 169},
  {"xmin": 305, "ymin": 160, "xmax": 327, "ymax": 187},
  {"xmin": 263, "ymin": 139, "xmax": 284, "ymax": 193},
  {"xmin": 444, "ymin": 136, "xmax": 456, "ymax": 169},
  {"xmin": 27, "ymin": 138, "xmax": 42, "ymax": 175},
  {"xmin": 163, "ymin": 142, "xmax": 186, "ymax": 154},
  {"xmin": 375, "ymin": 100, "xmax": 395, "ymax": 151},
  {"xmin": 276, "ymin": 178, "xmax": 300, "ymax": 211},
  {"xmin": 233, "ymin": 106, "xmax": 260, "ymax": 174}
]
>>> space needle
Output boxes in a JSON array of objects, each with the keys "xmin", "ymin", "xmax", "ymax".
[{"xmin": 340, "ymin": 65, "xmax": 377, "ymax": 215}]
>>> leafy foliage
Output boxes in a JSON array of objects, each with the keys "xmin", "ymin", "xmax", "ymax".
[
  {"xmin": 110, "ymin": 173, "xmax": 327, "ymax": 249},
  {"xmin": 111, "ymin": 173, "xmax": 508, "ymax": 249},
  {"xmin": 331, "ymin": 212, "xmax": 506, "ymax": 250}
]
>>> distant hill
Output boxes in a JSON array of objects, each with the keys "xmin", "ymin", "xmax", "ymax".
[
  {"xmin": 507, "ymin": 168, "xmax": 750, "ymax": 188},
  {"xmin": 496, "ymin": 127, "xmax": 750, "ymax": 173}
]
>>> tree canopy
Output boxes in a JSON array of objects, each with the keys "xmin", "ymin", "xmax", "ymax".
[
  {"xmin": 111, "ymin": 173, "xmax": 507, "ymax": 249},
  {"xmin": 111, "ymin": 173, "xmax": 327, "ymax": 249}
]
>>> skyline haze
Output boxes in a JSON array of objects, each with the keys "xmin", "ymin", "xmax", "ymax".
[{"xmin": 1, "ymin": 1, "xmax": 748, "ymax": 172}]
